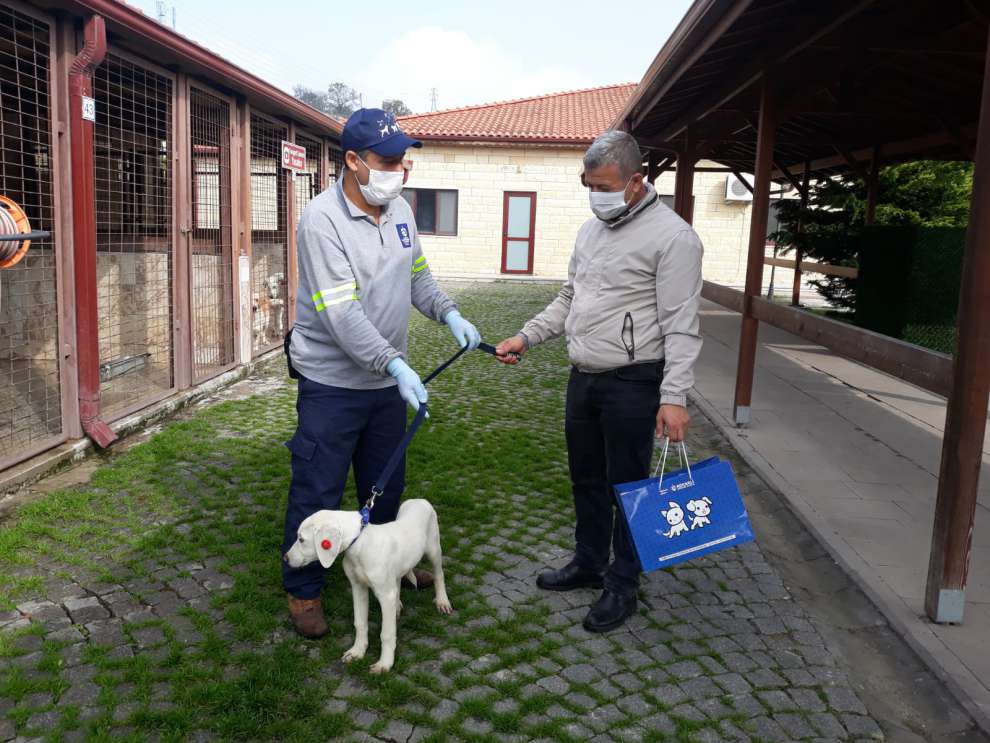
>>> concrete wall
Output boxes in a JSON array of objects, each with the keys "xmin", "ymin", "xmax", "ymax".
[{"xmin": 410, "ymin": 142, "xmax": 822, "ymax": 302}]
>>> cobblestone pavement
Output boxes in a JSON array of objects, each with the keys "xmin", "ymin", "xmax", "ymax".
[{"xmin": 0, "ymin": 284, "xmax": 981, "ymax": 742}]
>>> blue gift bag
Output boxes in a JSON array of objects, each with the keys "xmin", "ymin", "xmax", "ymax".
[{"xmin": 614, "ymin": 440, "xmax": 754, "ymax": 572}]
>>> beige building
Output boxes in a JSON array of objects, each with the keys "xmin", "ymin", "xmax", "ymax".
[{"xmin": 401, "ymin": 85, "xmax": 813, "ymax": 299}]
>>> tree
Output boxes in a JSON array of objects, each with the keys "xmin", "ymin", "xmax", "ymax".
[
  {"xmin": 326, "ymin": 82, "xmax": 362, "ymax": 119},
  {"xmin": 772, "ymin": 161, "xmax": 973, "ymax": 310},
  {"xmin": 293, "ymin": 85, "xmax": 329, "ymax": 114},
  {"xmin": 382, "ymin": 99, "xmax": 412, "ymax": 117}
]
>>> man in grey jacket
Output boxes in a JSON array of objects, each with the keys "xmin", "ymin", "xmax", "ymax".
[
  {"xmin": 282, "ymin": 108, "xmax": 481, "ymax": 639},
  {"xmin": 496, "ymin": 130, "xmax": 703, "ymax": 632}
]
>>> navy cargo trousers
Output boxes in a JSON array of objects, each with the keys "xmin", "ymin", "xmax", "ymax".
[{"xmin": 281, "ymin": 375, "xmax": 407, "ymax": 599}]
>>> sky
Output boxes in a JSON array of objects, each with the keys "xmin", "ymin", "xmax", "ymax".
[{"xmin": 127, "ymin": 0, "xmax": 694, "ymax": 114}]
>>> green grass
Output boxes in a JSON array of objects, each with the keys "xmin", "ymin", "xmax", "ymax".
[{"xmin": 0, "ymin": 283, "xmax": 833, "ymax": 742}]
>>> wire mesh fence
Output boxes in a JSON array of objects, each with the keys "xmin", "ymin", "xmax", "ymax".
[
  {"xmin": 189, "ymin": 87, "xmax": 235, "ymax": 382},
  {"xmin": 249, "ymin": 113, "xmax": 287, "ymax": 355},
  {"xmin": 293, "ymin": 132, "xmax": 322, "ymax": 224},
  {"xmin": 0, "ymin": 5, "xmax": 62, "ymax": 465},
  {"xmin": 856, "ymin": 225, "xmax": 963, "ymax": 356},
  {"xmin": 94, "ymin": 53, "xmax": 174, "ymax": 417}
]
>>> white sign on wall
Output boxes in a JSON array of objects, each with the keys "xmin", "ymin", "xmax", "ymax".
[{"xmin": 82, "ymin": 96, "xmax": 96, "ymax": 123}]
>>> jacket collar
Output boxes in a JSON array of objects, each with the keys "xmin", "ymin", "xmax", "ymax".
[{"xmin": 604, "ymin": 181, "xmax": 659, "ymax": 230}]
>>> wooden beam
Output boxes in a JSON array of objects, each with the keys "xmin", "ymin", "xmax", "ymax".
[
  {"xmin": 864, "ymin": 145, "xmax": 881, "ymax": 225},
  {"xmin": 774, "ymin": 160, "xmax": 808, "ymax": 200},
  {"xmin": 764, "ymin": 257, "xmax": 858, "ymax": 279},
  {"xmin": 629, "ymin": 0, "xmax": 757, "ymax": 131},
  {"xmin": 772, "ymin": 128, "xmax": 975, "ymax": 177},
  {"xmin": 925, "ymin": 29, "xmax": 990, "ymax": 625},
  {"xmin": 658, "ymin": 0, "xmax": 878, "ymax": 141},
  {"xmin": 733, "ymin": 78, "xmax": 777, "ymax": 425},
  {"xmin": 792, "ymin": 161, "xmax": 811, "ymax": 306},
  {"xmin": 673, "ymin": 129, "xmax": 697, "ymax": 223},
  {"xmin": 834, "ymin": 145, "xmax": 871, "ymax": 181},
  {"xmin": 730, "ymin": 169, "xmax": 754, "ymax": 194},
  {"xmin": 701, "ymin": 282, "xmax": 952, "ymax": 395}
]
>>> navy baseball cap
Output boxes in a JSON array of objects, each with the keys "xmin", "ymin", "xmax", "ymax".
[{"xmin": 341, "ymin": 108, "xmax": 422, "ymax": 157}]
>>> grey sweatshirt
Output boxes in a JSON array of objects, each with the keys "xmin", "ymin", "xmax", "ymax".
[
  {"xmin": 288, "ymin": 181, "xmax": 457, "ymax": 389},
  {"xmin": 520, "ymin": 184, "xmax": 703, "ymax": 407}
]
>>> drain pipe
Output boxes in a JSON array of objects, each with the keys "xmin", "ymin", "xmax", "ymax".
[{"xmin": 69, "ymin": 15, "xmax": 116, "ymax": 448}]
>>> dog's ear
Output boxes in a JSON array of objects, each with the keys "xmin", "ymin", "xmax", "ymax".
[
  {"xmin": 703, "ymin": 497, "xmax": 712, "ymax": 505},
  {"xmin": 315, "ymin": 524, "xmax": 344, "ymax": 569},
  {"xmin": 686, "ymin": 500, "xmax": 697, "ymax": 513}
]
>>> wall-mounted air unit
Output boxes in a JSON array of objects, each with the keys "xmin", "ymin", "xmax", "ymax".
[{"xmin": 725, "ymin": 173, "xmax": 754, "ymax": 202}]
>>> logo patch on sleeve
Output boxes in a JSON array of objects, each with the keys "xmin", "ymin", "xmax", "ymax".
[{"xmin": 396, "ymin": 223, "xmax": 412, "ymax": 248}]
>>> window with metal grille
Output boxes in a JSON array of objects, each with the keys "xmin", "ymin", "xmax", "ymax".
[
  {"xmin": 94, "ymin": 53, "xmax": 174, "ymax": 418},
  {"xmin": 0, "ymin": 6, "xmax": 62, "ymax": 467},
  {"xmin": 190, "ymin": 87, "xmax": 235, "ymax": 382},
  {"xmin": 401, "ymin": 188, "xmax": 457, "ymax": 235},
  {"xmin": 250, "ymin": 113, "xmax": 288, "ymax": 355},
  {"xmin": 293, "ymin": 132, "xmax": 323, "ymax": 224}
]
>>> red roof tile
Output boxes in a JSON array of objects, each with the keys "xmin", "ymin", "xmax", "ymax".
[{"xmin": 399, "ymin": 84, "xmax": 637, "ymax": 144}]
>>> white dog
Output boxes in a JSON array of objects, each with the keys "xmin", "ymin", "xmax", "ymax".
[
  {"xmin": 661, "ymin": 501, "xmax": 689, "ymax": 538},
  {"xmin": 687, "ymin": 497, "xmax": 713, "ymax": 529},
  {"xmin": 283, "ymin": 499, "xmax": 452, "ymax": 674}
]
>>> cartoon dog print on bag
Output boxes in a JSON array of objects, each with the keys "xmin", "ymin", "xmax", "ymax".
[
  {"xmin": 660, "ymin": 501, "xmax": 689, "ymax": 538},
  {"xmin": 686, "ymin": 496, "xmax": 713, "ymax": 530}
]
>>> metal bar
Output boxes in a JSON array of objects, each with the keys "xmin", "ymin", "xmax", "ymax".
[
  {"xmin": 791, "ymin": 161, "xmax": 810, "ymax": 306},
  {"xmin": 733, "ymin": 78, "xmax": 777, "ymax": 426},
  {"xmin": 924, "ymin": 28, "xmax": 990, "ymax": 625},
  {"xmin": 286, "ymin": 122, "xmax": 298, "ymax": 329},
  {"xmin": 68, "ymin": 14, "xmax": 116, "ymax": 447}
]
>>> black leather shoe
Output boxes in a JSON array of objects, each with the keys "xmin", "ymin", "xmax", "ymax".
[
  {"xmin": 536, "ymin": 561, "xmax": 604, "ymax": 592},
  {"xmin": 582, "ymin": 590, "xmax": 637, "ymax": 633}
]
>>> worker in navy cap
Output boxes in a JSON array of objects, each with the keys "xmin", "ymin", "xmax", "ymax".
[{"xmin": 281, "ymin": 108, "xmax": 481, "ymax": 639}]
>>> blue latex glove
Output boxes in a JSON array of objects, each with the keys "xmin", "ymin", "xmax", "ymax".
[
  {"xmin": 387, "ymin": 358, "xmax": 428, "ymax": 411},
  {"xmin": 445, "ymin": 310, "xmax": 482, "ymax": 351}
]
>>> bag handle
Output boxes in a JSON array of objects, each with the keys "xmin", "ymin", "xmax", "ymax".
[{"xmin": 654, "ymin": 437, "xmax": 693, "ymax": 493}]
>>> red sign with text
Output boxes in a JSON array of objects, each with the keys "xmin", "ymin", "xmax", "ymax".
[{"xmin": 281, "ymin": 140, "xmax": 306, "ymax": 172}]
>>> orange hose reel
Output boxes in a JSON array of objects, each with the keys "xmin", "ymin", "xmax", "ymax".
[{"xmin": 0, "ymin": 196, "xmax": 46, "ymax": 269}]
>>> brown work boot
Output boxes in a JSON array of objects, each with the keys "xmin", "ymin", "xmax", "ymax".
[
  {"xmin": 287, "ymin": 595, "xmax": 328, "ymax": 639},
  {"xmin": 402, "ymin": 568, "xmax": 435, "ymax": 590}
]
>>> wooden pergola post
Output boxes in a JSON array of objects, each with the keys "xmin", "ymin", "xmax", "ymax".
[
  {"xmin": 673, "ymin": 130, "xmax": 697, "ymax": 223},
  {"xmin": 865, "ymin": 146, "xmax": 881, "ymax": 225},
  {"xmin": 647, "ymin": 151, "xmax": 661, "ymax": 184},
  {"xmin": 733, "ymin": 79, "xmax": 777, "ymax": 425},
  {"xmin": 791, "ymin": 161, "xmax": 811, "ymax": 306},
  {"xmin": 924, "ymin": 33, "xmax": 990, "ymax": 625}
]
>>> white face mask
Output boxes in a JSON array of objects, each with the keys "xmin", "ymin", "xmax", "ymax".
[
  {"xmin": 356, "ymin": 157, "xmax": 404, "ymax": 205},
  {"xmin": 589, "ymin": 178, "xmax": 634, "ymax": 220}
]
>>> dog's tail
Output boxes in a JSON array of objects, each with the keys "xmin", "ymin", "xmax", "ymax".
[{"xmin": 404, "ymin": 570, "xmax": 418, "ymax": 589}]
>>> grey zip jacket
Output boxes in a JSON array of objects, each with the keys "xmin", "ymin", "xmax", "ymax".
[
  {"xmin": 289, "ymin": 180, "xmax": 457, "ymax": 389},
  {"xmin": 520, "ymin": 183, "xmax": 703, "ymax": 407}
]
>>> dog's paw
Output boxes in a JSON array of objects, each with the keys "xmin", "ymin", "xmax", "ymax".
[
  {"xmin": 369, "ymin": 659, "xmax": 393, "ymax": 674},
  {"xmin": 342, "ymin": 645, "xmax": 366, "ymax": 663},
  {"xmin": 435, "ymin": 597, "xmax": 453, "ymax": 615}
]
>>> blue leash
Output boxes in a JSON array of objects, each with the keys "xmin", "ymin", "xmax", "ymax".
[{"xmin": 351, "ymin": 342, "xmax": 512, "ymax": 543}]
